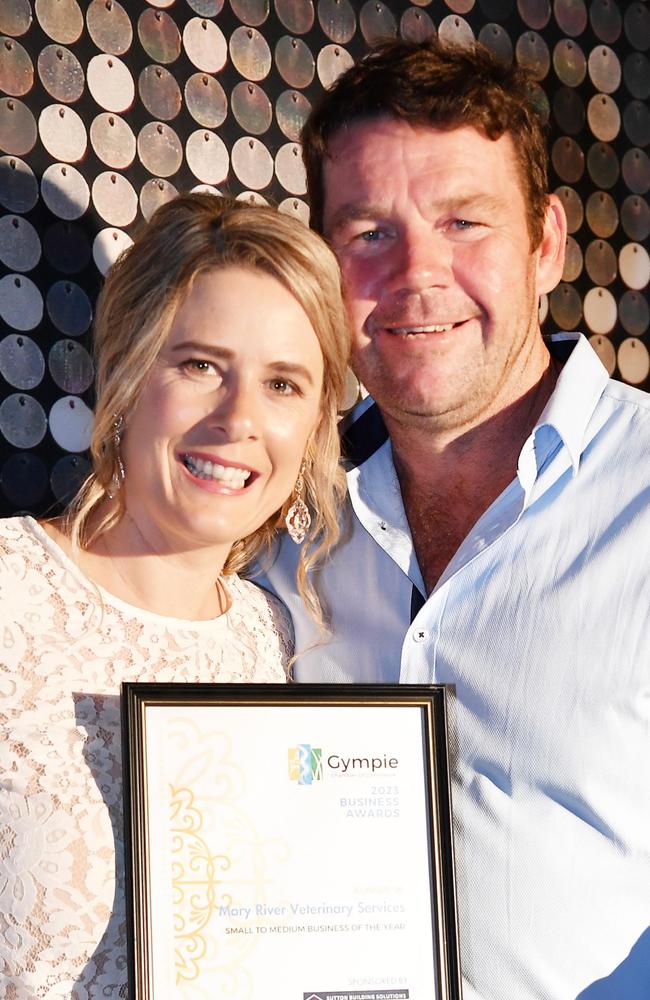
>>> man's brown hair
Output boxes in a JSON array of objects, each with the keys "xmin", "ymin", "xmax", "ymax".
[{"xmin": 303, "ymin": 38, "xmax": 551, "ymax": 249}]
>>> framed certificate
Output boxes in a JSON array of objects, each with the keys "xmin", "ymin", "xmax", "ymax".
[{"xmin": 122, "ymin": 683, "xmax": 462, "ymax": 1000}]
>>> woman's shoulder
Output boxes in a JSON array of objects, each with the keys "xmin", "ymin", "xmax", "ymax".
[
  {"xmin": 0, "ymin": 515, "xmax": 48, "ymax": 568},
  {"xmin": 225, "ymin": 574, "xmax": 295, "ymax": 672}
]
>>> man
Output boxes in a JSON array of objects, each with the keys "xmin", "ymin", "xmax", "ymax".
[{"xmin": 262, "ymin": 39, "xmax": 650, "ymax": 999}]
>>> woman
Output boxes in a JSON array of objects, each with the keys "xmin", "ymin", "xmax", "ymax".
[{"xmin": 0, "ymin": 194, "xmax": 350, "ymax": 997}]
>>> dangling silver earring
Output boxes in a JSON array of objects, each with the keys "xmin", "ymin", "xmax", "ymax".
[
  {"xmin": 107, "ymin": 414, "xmax": 125, "ymax": 499},
  {"xmin": 285, "ymin": 462, "xmax": 310, "ymax": 545}
]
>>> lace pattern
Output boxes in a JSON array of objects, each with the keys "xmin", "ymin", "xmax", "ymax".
[{"xmin": 0, "ymin": 517, "xmax": 292, "ymax": 998}]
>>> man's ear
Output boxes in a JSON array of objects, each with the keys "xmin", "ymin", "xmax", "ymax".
[{"xmin": 535, "ymin": 194, "xmax": 568, "ymax": 296}]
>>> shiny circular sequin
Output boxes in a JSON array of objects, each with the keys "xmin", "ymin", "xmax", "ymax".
[
  {"xmin": 619, "ymin": 243, "xmax": 650, "ymax": 291},
  {"xmin": 583, "ymin": 286, "xmax": 617, "ymax": 334},
  {"xmin": 0, "ymin": 37, "xmax": 34, "ymax": 98},
  {"xmin": 0, "ymin": 453, "xmax": 49, "ymax": 508},
  {"xmin": 275, "ymin": 141, "xmax": 306, "ymax": 194},
  {"xmin": 184, "ymin": 74, "xmax": 227, "ymax": 128},
  {"xmin": 478, "ymin": 0, "xmax": 514, "ymax": 16},
  {"xmin": 445, "ymin": 0, "xmax": 475, "ymax": 12},
  {"xmin": 438, "ymin": 14, "xmax": 474, "ymax": 47},
  {"xmin": 401, "ymin": 8, "xmax": 436, "ymax": 43},
  {"xmin": 538, "ymin": 293, "xmax": 549, "ymax": 325},
  {"xmin": 0, "ymin": 0, "xmax": 32, "ymax": 37},
  {"xmin": 339, "ymin": 366, "xmax": 361, "ymax": 412},
  {"xmin": 139, "ymin": 177, "xmax": 178, "ymax": 221},
  {"xmin": 624, "ymin": 53, "xmax": 650, "ymax": 101},
  {"xmin": 554, "ymin": 0, "xmax": 587, "ymax": 38},
  {"xmin": 46, "ymin": 280, "xmax": 93, "ymax": 337},
  {"xmin": 90, "ymin": 113, "xmax": 136, "ymax": 168},
  {"xmin": 231, "ymin": 81, "xmax": 272, "ymax": 135},
  {"xmin": 588, "ymin": 334, "xmax": 616, "ymax": 375},
  {"xmin": 587, "ymin": 94, "xmax": 621, "ymax": 142},
  {"xmin": 276, "ymin": 0, "xmax": 314, "ymax": 34},
  {"xmin": 0, "ymin": 99, "xmax": 37, "ymax": 156},
  {"xmin": 35, "ymin": 0, "xmax": 83, "ymax": 45},
  {"xmin": 625, "ymin": 3, "xmax": 649, "ymax": 52},
  {"xmin": 0, "ymin": 156, "xmax": 38, "ymax": 211},
  {"xmin": 0, "ymin": 334, "xmax": 45, "ymax": 389},
  {"xmin": 585, "ymin": 239, "xmax": 618, "ymax": 286},
  {"xmin": 50, "ymin": 453, "xmax": 92, "ymax": 506},
  {"xmin": 38, "ymin": 104, "xmax": 87, "ymax": 162},
  {"xmin": 48, "ymin": 339, "xmax": 94, "ymax": 394},
  {"xmin": 549, "ymin": 282, "xmax": 582, "ymax": 329},
  {"xmin": 186, "ymin": 0, "xmax": 223, "ymax": 14},
  {"xmin": 138, "ymin": 9, "xmax": 181, "ymax": 64},
  {"xmin": 621, "ymin": 195, "xmax": 650, "ymax": 242},
  {"xmin": 515, "ymin": 31, "xmax": 550, "ymax": 80},
  {"xmin": 619, "ymin": 290, "xmax": 649, "ymax": 336},
  {"xmin": 589, "ymin": 0, "xmax": 622, "ymax": 44},
  {"xmin": 48, "ymin": 396, "xmax": 94, "ymax": 452},
  {"xmin": 586, "ymin": 191, "xmax": 618, "ymax": 238},
  {"xmin": 87, "ymin": 55, "xmax": 135, "ymax": 113},
  {"xmin": 231, "ymin": 0, "xmax": 270, "ymax": 26},
  {"xmin": 276, "ymin": 89, "xmax": 311, "ymax": 142},
  {"xmin": 278, "ymin": 196, "xmax": 309, "ymax": 224},
  {"xmin": 275, "ymin": 36, "xmax": 315, "ymax": 88},
  {"xmin": 622, "ymin": 148, "xmax": 650, "ymax": 194},
  {"xmin": 91, "ymin": 171, "xmax": 138, "ymax": 227},
  {"xmin": 318, "ymin": 0, "xmax": 357, "ymax": 44},
  {"xmin": 0, "ymin": 215, "xmax": 40, "ymax": 272},
  {"xmin": 552, "ymin": 87, "xmax": 585, "ymax": 135},
  {"xmin": 618, "ymin": 338, "xmax": 650, "ymax": 385},
  {"xmin": 230, "ymin": 135, "xmax": 272, "ymax": 189},
  {"xmin": 551, "ymin": 137, "xmax": 584, "ymax": 183},
  {"xmin": 37, "ymin": 45, "xmax": 84, "ymax": 103},
  {"xmin": 317, "ymin": 44, "xmax": 354, "ymax": 89},
  {"xmin": 0, "ymin": 393, "xmax": 47, "ymax": 448},
  {"xmin": 586, "ymin": 142, "xmax": 620, "ymax": 189},
  {"xmin": 229, "ymin": 26, "xmax": 272, "ymax": 82},
  {"xmin": 236, "ymin": 191, "xmax": 268, "ymax": 206},
  {"xmin": 623, "ymin": 101, "xmax": 650, "ymax": 148},
  {"xmin": 92, "ymin": 228, "xmax": 133, "ymax": 276},
  {"xmin": 517, "ymin": 0, "xmax": 550, "ymax": 29},
  {"xmin": 139, "ymin": 64, "xmax": 182, "ymax": 120},
  {"xmin": 478, "ymin": 23, "xmax": 512, "ymax": 63},
  {"xmin": 562, "ymin": 236, "xmax": 583, "ymax": 281},
  {"xmin": 0, "ymin": 275, "xmax": 42, "ymax": 330},
  {"xmin": 41, "ymin": 163, "xmax": 90, "ymax": 220},
  {"xmin": 43, "ymin": 222, "xmax": 91, "ymax": 274},
  {"xmin": 360, "ymin": 2, "xmax": 397, "ymax": 45},
  {"xmin": 555, "ymin": 185, "xmax": 584, "ymax": 233},
  {"xmin": 186, "ymin": 130, "xmax": 230, "ymax": 185},
  {"xmin": 137, "ymin": 121, "xmax": 183, "ymax": 177},
  {"xmin": 552, "ymin": 39, "xmax": 586, "ymax": 86},
  {"xmin": 86, "ymin": 0, "xmax": 133, "ymax": 56},
  {"xmin": 183, "ymin": 17, "xmax": 227, "ymax": 72},
  {"xmin": 588, "ymin": 45, "xmax": 621, "ymax": 94}
]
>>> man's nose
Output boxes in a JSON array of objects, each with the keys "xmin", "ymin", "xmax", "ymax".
[{"xmin": 387, "ymin": 223, "xmax": 453, "ymax": 294}]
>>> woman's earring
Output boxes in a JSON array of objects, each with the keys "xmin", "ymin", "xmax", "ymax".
[
  {"xmin": 107, "ymin": 414, "xmax": 125, "ymax": 498},
  {"xmin": 285, "ymin": 462, "xmax": 310, "ymax": 545}
]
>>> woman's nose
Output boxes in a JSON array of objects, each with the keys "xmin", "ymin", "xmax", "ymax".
[{"xmin": 207, "ymin": 382, "xmax": 259, "ymax": 441}]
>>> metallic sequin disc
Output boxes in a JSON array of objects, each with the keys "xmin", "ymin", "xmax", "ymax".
[
  {"xmin": 43, "ymin": 222, "xmax": 91, "ymax": 274},
  {"xmin": 562, "ymin": 235, "xmax": 583, "ymax": 281},
  {"xmin": 48, "ymin": 396, "xmax": 94, "ymax": 452},
  {"xmin": 50, "ymin": 454, "xmax": 92, "ymax": 506},
  {"xmin": 588, "ymin": 335, "xmax": 616, "ymax": 376},
  {"xmin": 0, "ymin": 37, "xmax": 34, "ymax": 98},
  {"xmin": 35, "ymin": 0, "xmax": 83, "ymax": 45},
  {"xmin": 184, "ymin": 74, "xmax": 228, "ymax": 128},
  {"xmin": 0, "ymin": 393, "xmax": 47, "ymax": 448},
  {"xmin": 1, "ymin": 453, "xmax": 48, "ymax": 508},
  {"xmin": 478, "ymin": 0, "xmax": 514, "ymax": 17},
  {"xmin": 549, "ymin": 282, "xmax": 582, "ymax": 330},
  {"xmin": 0, "ymin": 334, "xmax": 45, "ymax": 389},
  {"xmin": 86, "ymin": 0, "xmax": 133, "ymax": 56},
  {"xmin": 619, "ymin": 243, "xmax": 650, "ymax": 291},
  {"xmin": 48, "ymin": 339, "xmax": 94, "ymax": 394},
  {"xmin": 138, "ymin": 9, "xmax": 181, "ymax": 64},
  {"xmin": 585, "ymin": 191, "xmax": 618, "ymax": 238},
  {"xmin": 622, "ymin": 148, "xmax": 650, "ymax": 195},
  {"xmin": 624, "ymin": 53, "xmax": 650, "ymax": 101},
  {"xmin": 229, "ymin": 26, "xmax": 272, "ymax": 81},
  {"xmin": 231, "ymin": 135, "xmax": 272, "ymax": 189},
  {"xmin": 274, "ymin": 141, "xmax": 306, "ymax": 194},
  {"xmin": 186, "ymin": 0, "xmax": 223, "ymax": 14},
  {"xmin": 618, "ymin": 338, "xmax": 650, "ymax": 385},
  {"xmin": 38, "ymin": 104, "xmax": 87, "ymax": 162},
  {"xmin": 236, "ymin": 191, "xmax": 268, "ymax": 206},
  {"xmin": 275, "ymin": 35, "xmax": 315, "ymax": 88},
  {"xmin": 589, "ymin": 0, "xmax": 622, "ymax": 44},
  {"xmin": 587, "ymin": 93, "xmax": 621, "ymax": 142},
  {"xmin": 583, "ymin": 286, "xmax": 617, "ymax": 334},
  {"xmin": 317, "ymin": 44, "xmax": 354, "ymax": 89},
  {"xmin": 46, "ymin": 280, "xmax": 93, "ymax": 336},
  {"xmin": 554, "ymin": 185, "xmax": 583, "ymax": 233},
  {"xmin": 586, "ymin": 141, "xmax": 620, "ymax": 189},
  {"xmin": 588, "ymin": 45, "xmax": 621, "ymax": 94},
  {"xmin": 183, "ymin": 17, "xmax": 227, "ymax": 72},
  {"xmin": 625, "ymin": 3, "xmax": 649, "ymax": 52},
  {"xmin": 230, "ymin": 0, "xmax": 270, "ymax": 26},
  {"xmin": 139, "ymin": 177, "xmax": 178, "ymax": 221},
  {"xmin": 278, "ymin": 196, "xmax": 309, "ymax": 224},
  {"xmin": 231, "ymin": 81, "xmax": 272, "ymax": 135},
  {"xmin": 41, "ymin": 163, "xmax": 90, "ymax": 220},
  {"xmin": 137, "ymin": 121, "xmax": 183, "ymax": 178},
  {"xmin": 37, "ymin": 45, "xmax": 85, "ymax": 103},
  {"xmin": 585, "ymin": 239, "xmax": 618, "ymax": 286},
  {"xmin": 619, "ymin": 290, "xmax": 649, "ymax": 336},
  {"xmin": 0, "ymin": 98, "xmax": 37, "ymax": 156},
  {"xmin": 551, "ymin": 136, "xmax": 584, "ymax": 184},
  {"xmin": 402, "ymin": 8, "xmax": 437, "ymax": 43},
  {"xmin": 477, "ymin": 23, "xmax": 512, "ymax": 64},
  {"xmin": 139, "ymin": 64, "xmax": 182, "ymax": 120},
  {"xmin": 275, "ymin": 89, "xmax": 311, "ymax": 142},
  {"xmin": 0, "ymin": 215, "xmax": 40, "ymax": 272},
  {"xmin": 621, "ymin": 195, "xmax": 650, "ymax": 243},
  {"xmin": 552, "ymin": 86, "xmax": 585, "ymax": 135},
  {"xmin": 517, "ymin": 0, "xmax": 551, "ymax": 30},
  {"xmin": 360, "ymin": 1, "xmax": 398, "ymax": 45},
  {"xmin": 91, "ymin": 171, "xmax": 138, "ymax": 227},
  {"xmin": 87, "ymin": 54, "xmax": 135, "ymax": 113},
  {"xmin": 275, "ymin": 0, "xmax": 314, "ymax": 34},
  {"xmin": 0, "ymin": 0, "xmax": 32, "ymax": 37},
  {"xmin": 317, "ymin": 0, "xmax": 357, "ymax": 45},
  {"xmin": 92, "ymin": 228, "xmax": 133, "ymax": 276},
  {"xmin": 186, "ymin": 130, "xmax": 230, "ymax": 185},
  {"xmin": 623, "ymin": 101, "xmax": 650, "ymax": 148},
  {"xmin": 0, "ymin": 274, "xmax": 43, "ymax": 331},
  {"xmin": 90, "ymin": 113, "xmax": 136, "ymax": 168},
  {"xmin": 552, "ymin": 39, "xmax": 586, "ymax": 87},
  {"xmin": 438, "ymin": 14, "xmax": 474, "ymax": 47},
  {"xmin": 515, "ymin": 31, "xmax": 550, "ymax": 80},
  {"xmin": 0, "ymin": 155, "xmax": 38, "ymax": 212},
  {"xmin": 554, "ymin": 0, "xmax": 587, "ymax": 38}
]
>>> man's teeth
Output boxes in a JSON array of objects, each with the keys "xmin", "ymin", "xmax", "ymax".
[
  {"xmin": 390, "ymin": 323, "xmax": 454, "ymax": 335},
  {"xmin": 183, "ymin": 454, "xmax": 251, "ymax": 488}
]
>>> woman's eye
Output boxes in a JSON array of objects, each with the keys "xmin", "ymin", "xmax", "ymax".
[
  {"xmin": 183, "ymin": 359, "xmax": 217, "ymax": 374},
  {"xmin": 269, "ymin": 379, "xmax": 296, "ymax": 395}
]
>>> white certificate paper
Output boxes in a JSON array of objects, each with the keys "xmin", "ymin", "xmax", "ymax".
[{"xmin": 123, "ymin": 685, "xmax": 461, "ymax": 1000}]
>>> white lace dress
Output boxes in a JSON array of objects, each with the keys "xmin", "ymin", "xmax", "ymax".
[{"xmin": 0, "ymin": 516, "xmax": 292, "ymax": 999}]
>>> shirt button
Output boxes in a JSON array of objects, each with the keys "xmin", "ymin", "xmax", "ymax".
[{"xmin": 413, "ymin": 629, "xmax": 427, "ymax": 643}]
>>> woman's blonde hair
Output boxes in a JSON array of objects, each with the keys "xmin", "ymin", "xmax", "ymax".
[{"xmin": 64, "ymin": 193, "xmax": 351, "ymax": 624}]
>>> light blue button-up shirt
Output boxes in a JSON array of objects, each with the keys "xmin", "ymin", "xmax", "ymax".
[{"xmin": 260, "ymin": 333, "xmax": 650, "ymax": 999}]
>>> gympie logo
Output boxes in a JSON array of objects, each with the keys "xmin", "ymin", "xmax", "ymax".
[{"xmin": 288, "ymin": 744, "xmax": 323, "ymax": 784}]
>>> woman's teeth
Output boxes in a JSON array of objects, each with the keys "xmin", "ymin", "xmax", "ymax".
[{"xmin": 183, "ymin": 454, "xmax": 251, "ymax": 488}]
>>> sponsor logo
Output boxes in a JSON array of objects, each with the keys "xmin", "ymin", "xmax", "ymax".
[{"xmin": 288, "ymin": 744, "xmax": 323, "ymax": 784}]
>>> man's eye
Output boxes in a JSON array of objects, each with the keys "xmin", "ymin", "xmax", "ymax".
[
  {"xmin": 357, "ymin": 229, "xmax": 384, "ymax": 242},
  {"xmin": 452, "ymin": 219, "xmax": 477, "ymax": 231}
]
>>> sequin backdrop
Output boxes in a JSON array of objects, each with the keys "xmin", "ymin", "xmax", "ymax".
[{"xmin": 0, "ymin": 0, "xmax": 648, "ymax": 516}]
